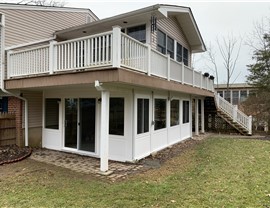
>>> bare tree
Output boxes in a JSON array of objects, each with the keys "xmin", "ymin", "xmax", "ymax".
[
  {"xmin": 0, "ymin": 0, "xmax": 66, "ymax": 6},
  {"xmin": 205, "ymin": 42, "xmax": 219, "ymax": 88},
  {"xmin": 246, "ymin": 17, "xmax": 270, "ymax": 51},
  {"xmin": 216, "ymin": 34, "xmax": 242, "ymax": 92}
]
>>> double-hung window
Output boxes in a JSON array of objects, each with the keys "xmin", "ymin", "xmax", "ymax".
[
  {"xmin": 157, "ymin": 30, "xmax": 166, "ymax": 54},
  {"xmin": 176, "ymin": 43, "xmax": 183, "ymax": 62},
  {"xmin": 183, "ymin": 47, "xmax": 189, "ymax": 66},
  {"xmin": 167, "ymin": 36, "xmax": 174, "ymax": 59}
]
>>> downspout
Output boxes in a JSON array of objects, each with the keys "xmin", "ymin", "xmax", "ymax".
[{"xmin": 0, "ymin": 15, "xmax": 29, "ymax": 146}]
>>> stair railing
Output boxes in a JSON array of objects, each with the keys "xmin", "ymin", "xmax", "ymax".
[{"xmin": 215, "ymin": 92, "xmax": 252, "ymax": 135}]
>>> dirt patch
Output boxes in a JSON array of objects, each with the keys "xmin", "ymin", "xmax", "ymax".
[
  {"xmin": 0, "ymin": 145, "xmax": 32, "ymax": 165},
  {"xmin": 139, "ymin": 138, "xmax": 202, "ymax": 169}
]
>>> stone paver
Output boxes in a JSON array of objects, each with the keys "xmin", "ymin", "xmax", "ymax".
[
  {"xmin": 30, "ymin": 149, "xmax": 144, "ymax": 181},
  {"xmin": 30, "ymin": 134, "xmax": 212, "ymax": 181}
]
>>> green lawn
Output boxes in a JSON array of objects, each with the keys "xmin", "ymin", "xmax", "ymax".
[{"xmin": 1, "ymin": 136, "xmax": 270, "ymax": 207}]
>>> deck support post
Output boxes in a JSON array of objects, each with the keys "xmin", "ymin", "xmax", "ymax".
[
  {"xmin": 100, "ymin": 90, "xmax": 110, "ymax": 172},
  {"xmin": 201, "ymin": 98, "xmax": 205, "ymax": 134},
  {"xmin": 195, "ymin": 98, "xmax": 199, "ymax": 136},
  {"xmin": 95, "ymin": 80, "xmax": 110, "ymax": 172}
]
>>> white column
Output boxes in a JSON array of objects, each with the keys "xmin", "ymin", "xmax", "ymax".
[
  {"xmin": 201, "ymin": 98, "xmax": 205, "ymax": 134},
  {"xmin": 248, "ymin": 115, "xmax": 252, "ymax": 135},
  {"xmin": 195, "ymin": 98, "xmax": 199, "ymax": 136},
  {"xmin": 100, "ymin": 90, "xmax": 110, "ymax": 172},
  {"xmin": 49, "ymin": 40, "xmax": 57, "ymax": 74},
  {"xmin": 112, "ymin": 26, "xmax": 121, "ymax": 68}
]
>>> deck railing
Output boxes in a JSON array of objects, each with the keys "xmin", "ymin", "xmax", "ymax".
[
  {"xmin": 6, "ymin": 26, "xmax": 214, "ymax": 92},
  {"xmin": 215, "ymin": 92, "xmax": 252, "ymax": 134}
]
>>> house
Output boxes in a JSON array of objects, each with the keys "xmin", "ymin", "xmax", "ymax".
[
  {"xmin": 215, "ymin": 83, "xmax": 256, "ymax": 105},
  {"xmin": 0, "ymin": 3, "xmax": 98, "ymax": 145},
  {"xmin": 1, "ymin": 4, "xmax": 251, "ymax": 172}
]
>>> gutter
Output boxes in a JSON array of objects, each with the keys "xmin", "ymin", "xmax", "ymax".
[{"xmin": 0, "ymin": 15, "xmax": 29, "ymax": 146}]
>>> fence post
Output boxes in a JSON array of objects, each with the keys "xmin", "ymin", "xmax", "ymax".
[
  {"xmin": 147, "ymin": 44, "xmax": 151, "ymax": 76},
  {"xmin": 248, "ymin": 115, "xmax": 252, "ymax": 135},
  {"xmin": 233, "ymin": 105, "xmax": 238, "ymax": 122},
  {"xmin": 49, "ymin": 40, "xmax": 57, "ymax": 74},
  {"xmin": 167, "ymin": 55, "xmax": 170, "ymax": 81},
  {"xmin": 112, "ymin": 26, "xmax": 121, "ymax": 68}
]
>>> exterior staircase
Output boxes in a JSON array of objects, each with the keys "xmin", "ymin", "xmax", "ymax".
[{"xmin": 214, "ymin": 93, "xmax": 252, "ymax": 135}]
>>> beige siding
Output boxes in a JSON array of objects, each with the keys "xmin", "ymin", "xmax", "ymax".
[
  {"xmin": 0, "ymin": 8, "xmax": 93, "ymax": 47},
  {"xmin": 22, "ymin": 91, "xmax": 42, "ymax": 128}
]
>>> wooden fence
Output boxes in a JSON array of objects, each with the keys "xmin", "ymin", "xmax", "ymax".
[{"xmin": 0, "ymin": 113, "xmax": 16, "ymax": 146}]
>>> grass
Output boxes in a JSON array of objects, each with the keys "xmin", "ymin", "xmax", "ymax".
[{"xmin": 1, "ymin": 136, "xmax": 270, "ymax": 207}]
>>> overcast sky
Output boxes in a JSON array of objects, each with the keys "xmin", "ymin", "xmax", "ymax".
[{"xmin": 66, "ymin": 1, "xmax": 270, "ymax": 84}]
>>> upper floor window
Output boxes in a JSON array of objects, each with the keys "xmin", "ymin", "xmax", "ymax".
[
  {"xmin": 183, "ymin": 47, "xmax": 189, "ymax": 66},
  {"xmin": 158, "ymin": 29, "xmax": 189, "ymax": 66},
  {"xmin": 167, "ymin": 36, "xmax": 174, "ymax": 59},
  {"xmin": 176, "ymin": 43, "xmax": 183, "ymax": 62},
  {"xmin": 127, "ymin": 25, "xmax": 146, "ymax": 43},
  {"xmin": 157, "ymin": 30, "xmax": 166, "ymax": 54}
]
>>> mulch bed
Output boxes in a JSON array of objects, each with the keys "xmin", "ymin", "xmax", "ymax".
[{"xmin": 0, "ymin": 145, "xmax": 32, "ymax": 165}]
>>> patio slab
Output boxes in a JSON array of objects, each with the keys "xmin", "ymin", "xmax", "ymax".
[{"xmin": 30, "ymin": 149, "xmax": 144, "ymax": 181}]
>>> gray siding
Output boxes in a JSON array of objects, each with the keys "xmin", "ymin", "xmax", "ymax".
[
  {"xmin": 0, "ymin": 8, "xmax": 95, "ymax": 47},
  {"xmin": 22, "ymin": 91, "xmax": 42, "ymax": 128}
]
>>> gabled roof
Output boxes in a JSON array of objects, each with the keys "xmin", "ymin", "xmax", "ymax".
[
  {"xmin": 55, "ymin": 4, "xmax": 206, "ymax": 53},
  {"xmin": 0, "ymin": 3, "xmax": 99, "ymax": 20}
]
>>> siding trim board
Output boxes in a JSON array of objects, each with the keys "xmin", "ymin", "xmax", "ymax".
[{"xmin": 4, "ymin": 68, "xmax": 213, "ymax": 97}]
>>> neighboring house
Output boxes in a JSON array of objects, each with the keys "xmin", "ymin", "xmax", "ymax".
[
  {"xmin": 1, "ymin": 4, "xmax": 251, "ymax": 172},
  {"xmin": 0, "ymin": 3, "xmax": 98, "ymax": 144},
  {"xmin": 215, "ymin": 83, "xmax": 256, "ymax": 105},
  {"xmin": 215, "ymin": 83, "xmax": 269, "ymax": 132}
]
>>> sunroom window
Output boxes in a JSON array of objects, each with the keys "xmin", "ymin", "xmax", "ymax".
[
  {"xmin": 183, "ymin": 100, "xmax": 189, "ymax": 124},
  {"xmin": 154, "ymin": 99, "xmax": 167, "ymax": 130},
  {"xmin": 137, "ymin": 98, "xmax": 149, "ymax": 134},
  {"xmin": 109, "ymin": 98, "xmax": 124, "ymax": 136},
  {"xmin": 45, "ymin": 98, "xmax": 59, "ymax": 129},
  {"xmin": 170, "ymin": 100, "xmax": 179, "ymax": 126}
]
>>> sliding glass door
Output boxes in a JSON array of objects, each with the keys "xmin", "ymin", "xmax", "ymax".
[{"xmin": 64, "ymin": 98, "xmax": 96, "ymax": 153}]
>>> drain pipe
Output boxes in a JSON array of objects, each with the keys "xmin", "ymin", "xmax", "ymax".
[{"xmin": 0, "ymin": 18, "xmax": 29, "ymax": 146}]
